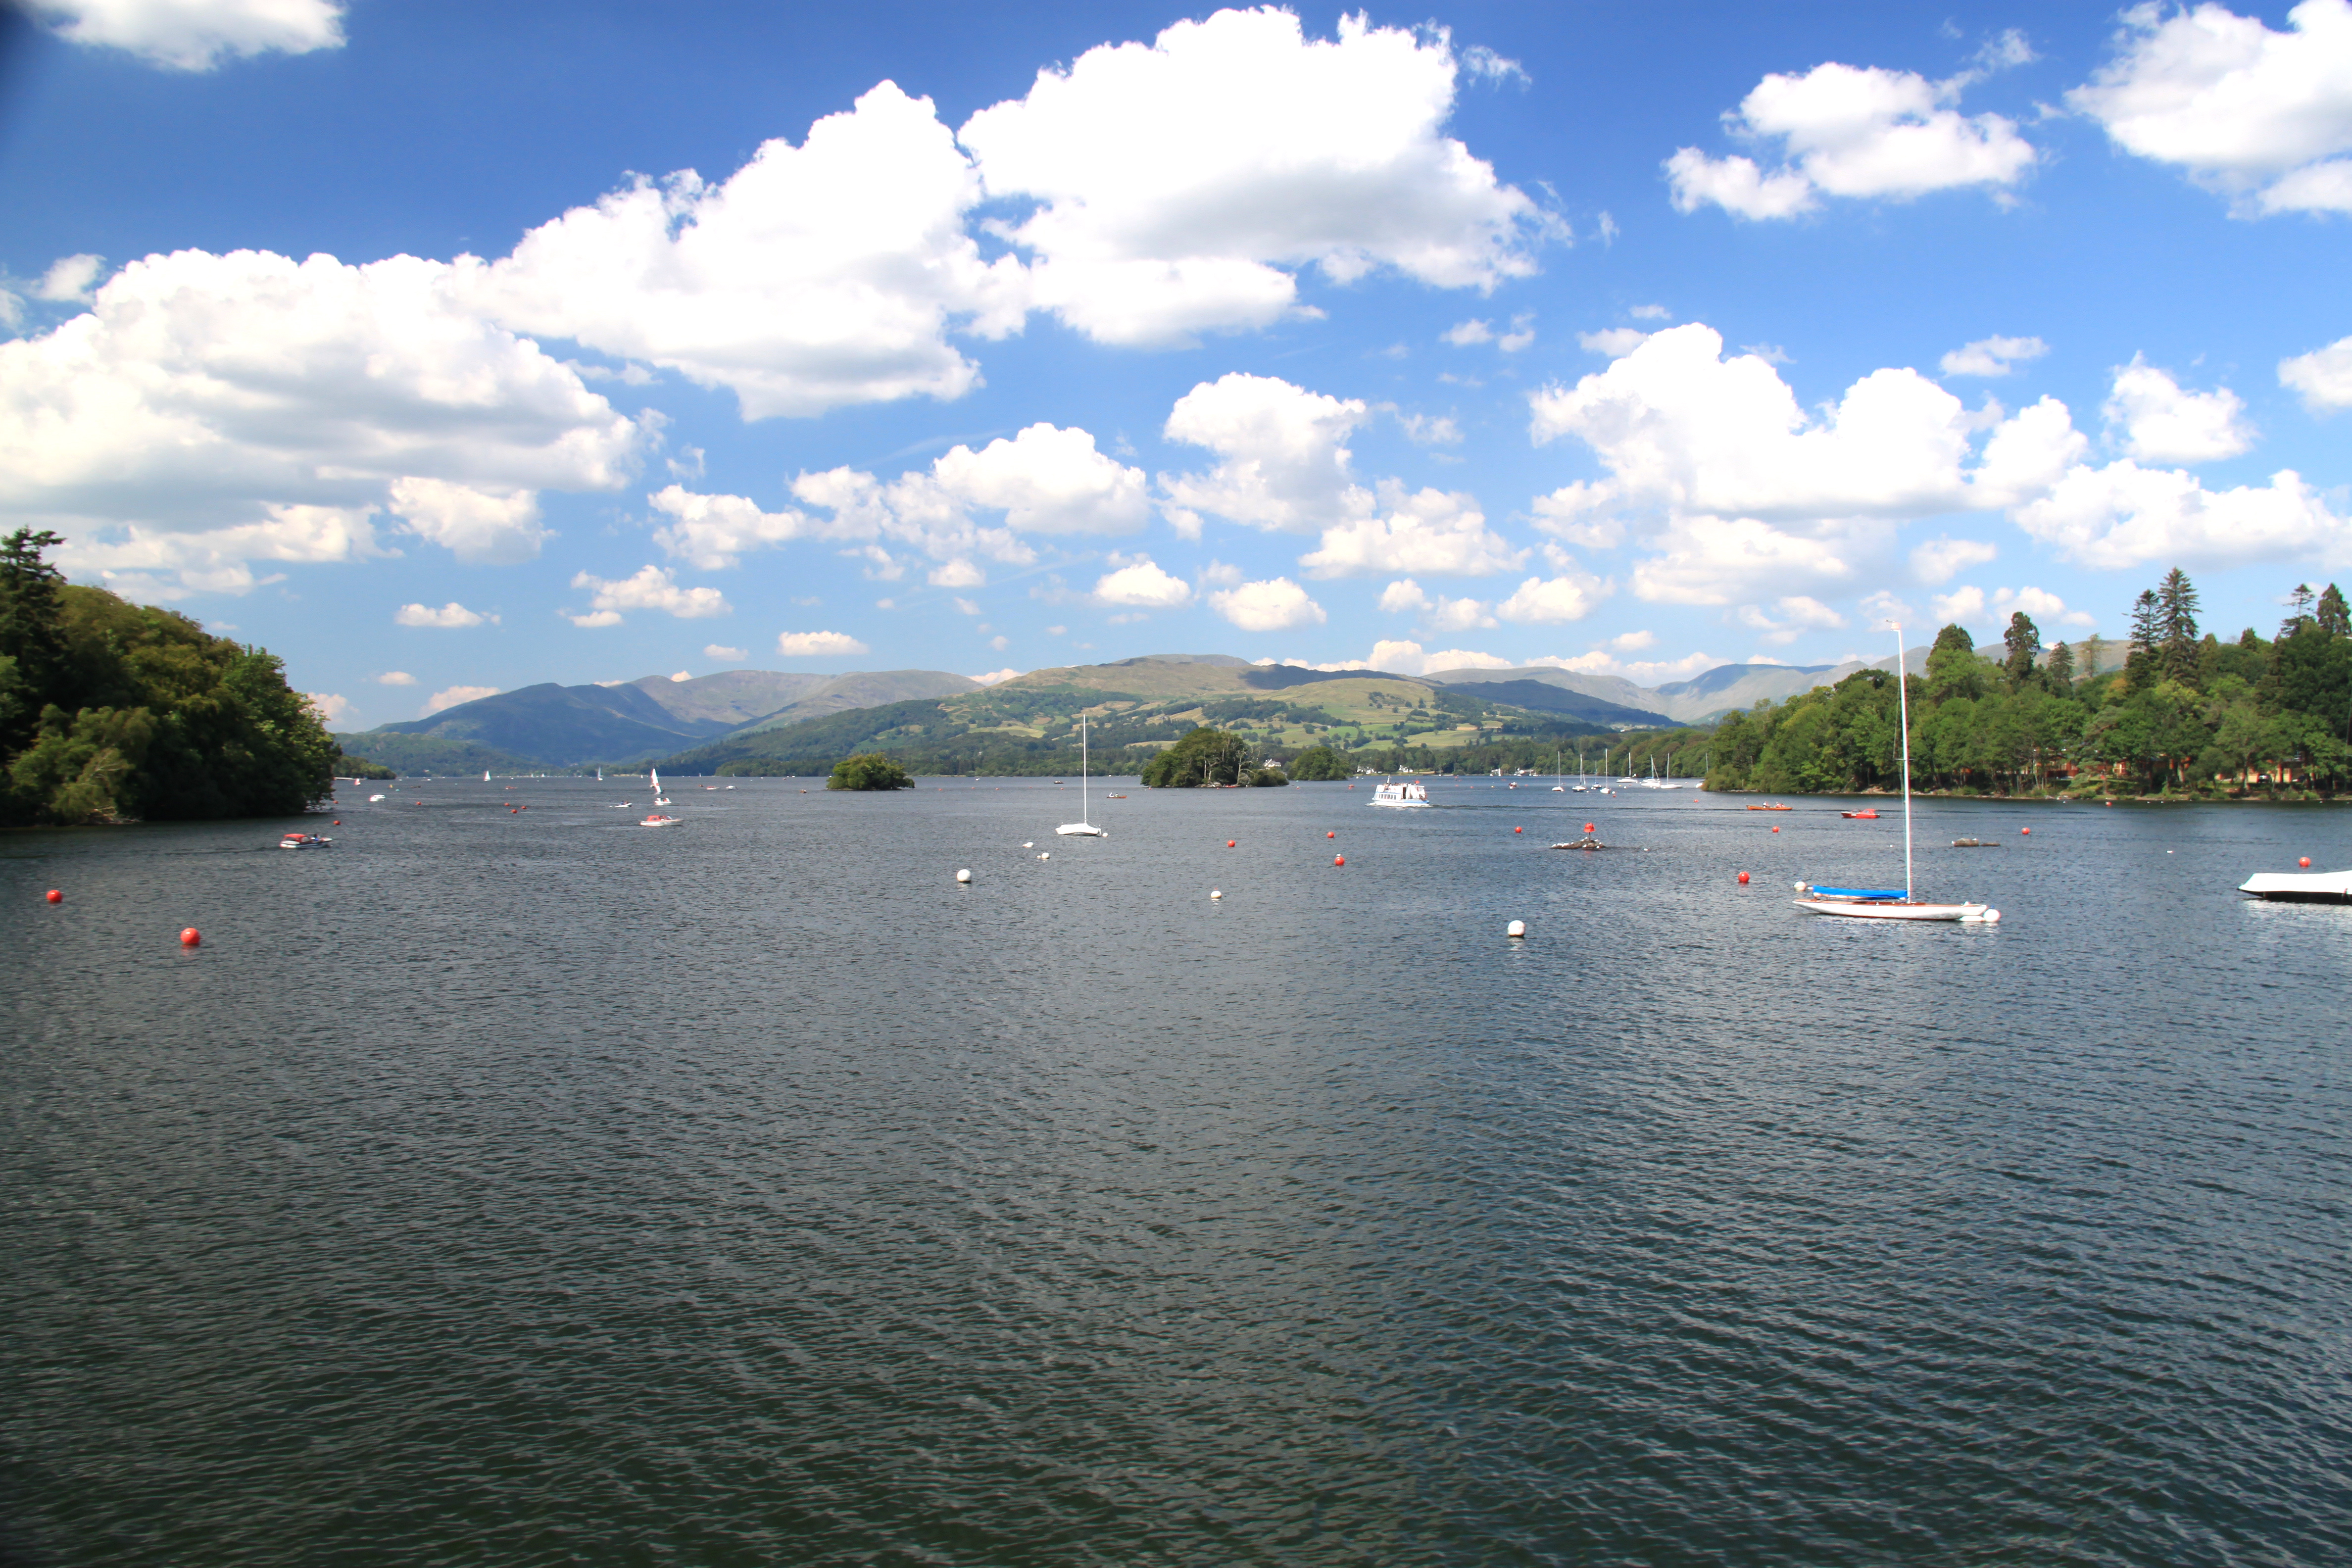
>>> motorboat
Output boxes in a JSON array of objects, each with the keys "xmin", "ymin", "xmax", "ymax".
[
  {"xmin": 639, "ymin": 813, "xmax": 683, "ymax": 828},
  {"xmin": 278, "ymin": 832, "xmax": 332, "ymax": 849},
  {"xmin": 1842, "ymin": 808, "xmax": 1880, "ymax": 819},
  {"xmin": 2239, "ymin": 868, "xmax": 2352, "ymax": 903},
  {"xmin": 1370, "ymin": 779, "xmax": 1431, "ymax": 808}
]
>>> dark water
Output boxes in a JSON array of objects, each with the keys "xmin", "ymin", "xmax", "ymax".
[{"xmin": 3, "ymin": 778, "xmax": 2349, "ymax": 1566}]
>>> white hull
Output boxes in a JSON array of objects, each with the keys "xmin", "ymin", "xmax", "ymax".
[
  {"xmin": 1056, "ymin": 823, "xmax": 1105, "ymax": 837},
  {"xmin": 1796, "ymin": 897, "xmax": 1998, "ymax": 923},
  {"xmin": 1369, "ymin": 799, "xmax": 1431, "ymax": 808},
  {"xmin": 2240, "ymin": 869, "xmax": 2352, "ymax": 902}
]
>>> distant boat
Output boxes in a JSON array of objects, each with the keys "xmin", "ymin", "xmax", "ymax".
[
  {"xmin": 368, "ymin": 793, "xmax": 385, "ymax": 802},
  {"xmin": 1842, "ymin": 808, "xmax": 1880, "ymax": 819},
  {"xmin": 1371, "ymin": 778, "xmax": 1431, "ymax": 808},
  {"xmin": 2239, "ymin": 869, "xmax": 2352, "ymax": 903},
  {"xmin": 1796, "ymin": 624, "xmax": 1998, "ymax": 924},
  {"xmin": 1747, "ymin": 803, "xmax": 1792, "ymax": 811},
  {"xmin": 652, "ymin": 768, "xmax": 671, "ymax": 807},
  {"xmin": 1056, "ymin": 712, "xmax": 1106, "ymax": 837},
  {"xmin": 639, "ymin": 811, "xmax": 683, "ymax": 828},
  {"xmin": 484, "ymin": 770, "xmax": 490, "ymax": 783},
  {"xmin": 1552, "ymin": 748, "xmax": 1566, "ymax": 791},
  {"xmin": 278, "ymin": 832, "xmax": 331, "ymax": 849}
]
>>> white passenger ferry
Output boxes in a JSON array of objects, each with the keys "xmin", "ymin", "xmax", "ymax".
[{"xmin": 1369, "ymin": 778, "xmax": 1431, "ymax": 809}]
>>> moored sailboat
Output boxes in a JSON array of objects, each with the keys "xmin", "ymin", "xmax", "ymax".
[
  {"xmin": 1796, "ymin": 625, "xmax": 1999, "ymax": 924},
  {"xmin": 1056, "ymin": 712, "xmax": 1105, "ymax": 837}
]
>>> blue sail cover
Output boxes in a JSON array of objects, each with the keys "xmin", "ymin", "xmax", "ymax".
[{"xmin": 1807, "ymin": 886, "xmax": 1908, "ymax": 899}]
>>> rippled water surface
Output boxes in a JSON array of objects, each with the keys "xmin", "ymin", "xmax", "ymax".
[{"xmin": 4, "ymin": 778, "xmax": 2350, "ymax": 1566}]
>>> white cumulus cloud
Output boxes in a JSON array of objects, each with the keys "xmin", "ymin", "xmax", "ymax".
[
  {"xmin": 374, "ymin": 670, "xmax": 416, "ymax": 686},
  {"xmin": 1378, "ymin": 578, "xmax": 1494, "ymax": 630},
  {"xmin": 387, "ymin": 477, "xmax": 549, "ymax": 565},
  {"xmin": 1496, "ymin": 570, "xmax": 1611, "ymax": 624},
  {"xmin": 1207, "ymin": 576, "xmax": 1325, "ymax": 631},
  {"xmin": 0, "ymin": 249, "xmax": 639, "ymax": 597},
  {"xmin": 395, "ymin": 601, "xmax": 494, "ymax": 628},
  {"xmin": 1910, "ymin": 535, "xmax": 2000, "ymax": 584},
  {"xmin": 957, "ymin": 8, "xmax": 1557, "ymax": 346},
  {"xmin": 1578, "ymin": 327, "xmax": 1650, "ymax": 357},
  {"xmin": 2013, "ymin": 458, "xmax": 2350, "ymax": 569},
  {"xmin": 1298, "ymin": 484, "xmax": 1522, "ymax": 578},
  {"xmin": 35, "ymin": 0, "xmax": 345, "ymax": 71},
  {"xmin": 455, "ymin": 82, "xmax": 1027, "ymax": 420},
  {"xmin": 2068, "ymin": 0, "xmax": 2352, "ymax": 216},
  {"xmin": 1736, "ymin": 595, "xmax": 1848, "ymax": 644},
  {"xmin": 1668, "ymin": 60, "xmax": 2037, "ymax": 219},
  {"xmin": 304, "ymin": 690, "xmax": 354, "ymax": 725},
  {"xmin": 776, "ymin": 630, "xmax": 870, "ymax": 657},
  {"xmin": 1092, "ymin": 556, "xmax": 1193, "ymax": 608},
  {"xmin": 704, "ymin": 644, "xmax": 748, "ymax": 661},
  {"xmin": 423, "ymin": 684, "xmax": 499, "ymax": 716},
  {"xmin": 1159, "ymin": 373, "xmax": 1372, "ymax": 533},
  {"xmin": 928, "ymin": 423, "xmax": 1148, "ymax": 534},
  {"xmin": 2104, "ymin": 356, "xmax": 2254, "ymax": 464},
  {"xmin": 33, "ymin": 254, "xmax": 106, "ymax": 302},
  {"xmin": 2281, "ymin": 333, "xmax": 2352, "ymax": 410},
  {"xmin": 1940, "ymin": 335, "xmax": 2048, "ymax": 377},
  {"xmin": 571, "ymin": 565, "xmax": 731, "ymax": 623}
]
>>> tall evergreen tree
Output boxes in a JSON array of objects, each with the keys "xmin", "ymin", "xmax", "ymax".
[
  {"xmin": 2281, "ymin": 583, "xmax": 2316, "ymax": 638},
  {"xmin": 2317, "ymin": 583, "xmax": 2350, "ymax": 638},
  {"xmin": 2157, "ymin": 567, "xmax": 2201, "ymax": 683},
  {"xmin": 2126, "ymin": 589, "xmax": 2163, "ymax": 691},
  {"xmin": 2043, "ymin": 639, "xmax": 2075, "ymax": 693},
  {"xmin": 2002, "ymin": 611, "xmax": 2042, "ymax": 689},
  {"xmin": 0, "ymin": 528, "xmax": 69, "ymax": 753}
]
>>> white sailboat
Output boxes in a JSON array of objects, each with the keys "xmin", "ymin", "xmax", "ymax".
[
  {"xmin": 1552, "ymin": 748, "xmax": 1566, "ymax": 791},
  {"xmin": 1056, "ymin": 712, "xmax": 1106, "ymax": 837},
  {"xmin": 652, "ymin": 768, "xmax": 671, "ymax": 806},
  {"xmin": 1796, "ymin": 624, "xmax": 1999, "ymax": 924}
]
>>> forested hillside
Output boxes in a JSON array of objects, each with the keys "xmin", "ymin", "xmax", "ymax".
[
  {"xmin": 1705, "ymin": 571, "xmax": 2352, "ymax": 797},
  {"xmin": 1, "ymin": 531, "xmax": 337, "ymax": 825}
]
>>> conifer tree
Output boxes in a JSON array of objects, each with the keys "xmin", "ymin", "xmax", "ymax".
[
  {"xmin": 2281, "ymin": 584, "xmax": 2315, "ymax": 638},
  {"xmin": 2002, "ymin": 611, "xmax": 2041, "ymax": 689},
  {"xmin": 2157, "ymin": 567, "xmax": 2201, "ymax": 683},
  {"xmin": 2043, "ymin": 640, "xmax": 2074, "ymax": 692},
  {"xmin": 2126, "ymin": 589, "xmax": 2163, "ymax": 690},
  {"xmin": 2317, "ymin": 584, "xmax": 2350, "ymax": 638}
]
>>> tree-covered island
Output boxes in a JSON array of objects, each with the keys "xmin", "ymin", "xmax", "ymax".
[{"xmin": 1, "ymin": 530, "xmax": 336, "ymax": 825}]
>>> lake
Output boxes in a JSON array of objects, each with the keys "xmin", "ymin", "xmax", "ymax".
[{"xmin": 3, "ymin": 778, "xmax": 2348, "ymax": 1566}]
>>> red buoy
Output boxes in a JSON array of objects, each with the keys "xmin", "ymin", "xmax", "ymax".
[
  {"xmin": 1584, "ymin": 823, "xmax": 1594, "ymax": 833},
  {"xmin": 1334, "ymin": 854, "xmax": 1345, "ymax": 866},
  {"xmin": 2021, "ymin": 827, "xmax": 2030, "ymax": 835},
  {"xmin": 179, "ymin": 927, "xmax": 201, "ymax": 947},
  {"xmin": 1326, "ymin": 831, "xmax": 1336, "ymax": 838},
  {"xmin": 1737, "ymin": 871, "xmax": 1750, "ymax": 884},
  {"xmin": 45, "ymin": 888, "xmax": 62, "ymax": 903},
  {"xmin": 2301, "ymin": 856, "xmax": 2312, "ymax": 868},
  {"xmin": 1515, "ymin": 826, "xmax": 1523, "ymax": 833},
  {"xmin": 332, "ymin": 820, "xmax": 341, "ymax": 826},
  {"xmin": 1227, "ymin": 839, "xmax": 1236, "ymax": 848},
  {"xmin": 1771, "ymin": 826, "xmax": 1780, "ymax": 833}
]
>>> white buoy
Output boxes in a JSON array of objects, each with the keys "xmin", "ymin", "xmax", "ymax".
[
  {"xmin": 1022, "ymin": 841, "xmax": 1034, "ymax": 849},
  {"xmin": 955, "ymin": 868, "xmax": 972, "ymax": 883},
  {"xmin": 1506, "ymin": 919, "xmax": 1527, "ymax": 938},
  {"xmin": 1038, "ymin": 852, "xmax": 1050, "ymax": 860},
  {"xmin": 1210, "ymin": 889, "xmax": 1223, "ymax": 900}
]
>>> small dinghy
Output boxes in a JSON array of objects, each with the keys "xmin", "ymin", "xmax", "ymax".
[
  {"xmin": 1951, "ymin": 838, "xmax": 1999, "ymax": 848},
  {"xmin": 639, "ymin": 813, "xmax": 683, "ymax": 828},
  {"xmin": 278, "ymin": 832, "xmax": 332, "ymax": 849},
  {"xmin": 2239, "ymin": 869, "xmax": 2352, "ymax": 903},
  {"xmin": 1747, "ymin": 803, "xmax": 1792, "ymax": 811},
  {"xmin": 1549, "ymin": 836, "xmax": 1607, "ymax": 851},
  {"xmin": 1842, "ymin": 808, "xmax": 1880, "ymax": 819}
]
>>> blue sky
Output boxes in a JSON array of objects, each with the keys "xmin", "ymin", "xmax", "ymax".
[{"xmin": 3, "ymin": 0, "xmax": 2349, "ymax": 727}]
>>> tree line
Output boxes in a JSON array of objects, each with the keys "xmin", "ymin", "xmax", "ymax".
[
  {"xmin": 1706, "ymin": 569, "xmax": 2352, "ymax": 797},
  {"xmin": 0, "ymin": 530, "xmax": 337, "ymax": 825}
]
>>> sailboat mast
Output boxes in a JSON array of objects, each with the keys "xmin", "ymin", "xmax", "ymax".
[
  {"xmin": 1080, "ymin": 713, "xmax": 1088, "ymax": 817},
  {"xmin": 1894, "ymin": 624, "xmax": 1913, "ymax": 898}
]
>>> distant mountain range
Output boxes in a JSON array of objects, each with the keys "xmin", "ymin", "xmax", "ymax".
[
  {"xmin": 335, "ymin": 668, "xmax": 979, "ymax": 772},
  {"xmin": 333, "ymin": 650, "xmax": 1940, "ymax": 774}
]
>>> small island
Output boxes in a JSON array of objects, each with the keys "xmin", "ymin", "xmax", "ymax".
[{"xmin": 827, "ymin": 753, "xmax": 915, "ymax": 790}]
